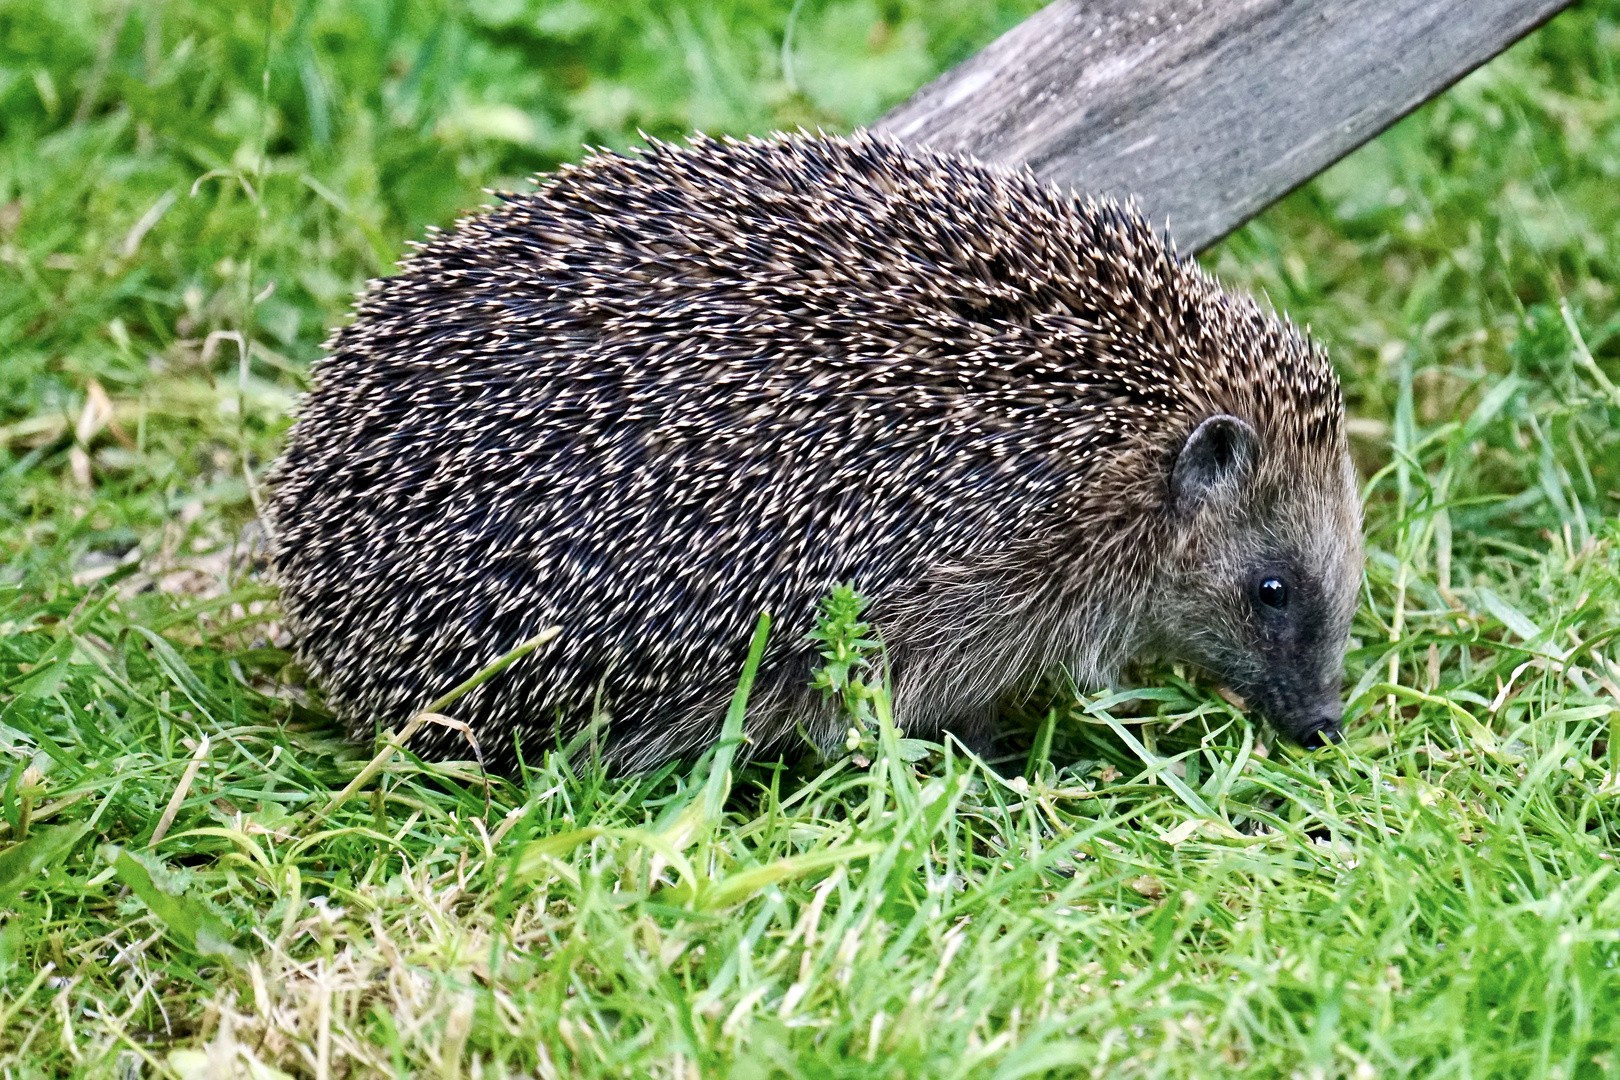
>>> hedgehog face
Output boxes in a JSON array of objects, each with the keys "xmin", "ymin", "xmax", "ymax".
[{"xmin": 1156, "ymin": 414, "xmax": 1363, "ymax": 747}]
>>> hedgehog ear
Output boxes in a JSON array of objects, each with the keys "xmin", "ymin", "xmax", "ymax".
[{"xmin": 1170, "ymin": 414, "xmax": 1258, "ymax": 515}]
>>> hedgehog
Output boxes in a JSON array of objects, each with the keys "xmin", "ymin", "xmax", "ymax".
[{"xmin": 265, "ymin": 131, "xmax": 1363, "ymax": 774}]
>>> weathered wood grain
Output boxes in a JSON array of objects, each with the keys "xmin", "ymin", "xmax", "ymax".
[{"xmin": 878, "ymin": 0, "xmax": 1576, "ymax": 252}]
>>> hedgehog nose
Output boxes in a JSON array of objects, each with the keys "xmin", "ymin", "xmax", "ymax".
[
  {"xmin": 1304, "ymin": 722, "xmax": 1342, "ymax": 748},
  {"xmin": 1300, "ymin": 710, "xmax": 1343, "ymax": 749}
]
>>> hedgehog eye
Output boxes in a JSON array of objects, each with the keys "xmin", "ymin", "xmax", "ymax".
[{"xmin": 1257, "ymin": 578, "xmax": 1289, "ymax": 610}]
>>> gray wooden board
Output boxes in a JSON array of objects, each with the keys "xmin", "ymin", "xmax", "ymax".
[{"xmin": 877, "ymin": 0, "xmax": 1577, "ymax": 253}]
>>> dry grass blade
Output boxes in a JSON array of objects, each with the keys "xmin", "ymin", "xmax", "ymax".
[{"xmin": 149, "ymin": 734, "xmax": 211, "ymax": 846}]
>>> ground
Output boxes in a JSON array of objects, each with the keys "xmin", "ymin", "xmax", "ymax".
[{"xmin": 2, "ymin": 1, "xmax": 1620, "ymax": 1077}]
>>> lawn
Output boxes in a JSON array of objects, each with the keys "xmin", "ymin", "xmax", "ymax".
[{"xmin": 3, "ymin": 1, "xmax": 1620, "ymax": 1077}]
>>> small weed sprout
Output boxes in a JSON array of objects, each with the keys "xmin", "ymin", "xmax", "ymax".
[{"xmin": 808, "ymin": 584, "xmax": 886, "ymax": 752}]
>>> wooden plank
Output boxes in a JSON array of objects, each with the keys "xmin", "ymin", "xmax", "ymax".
[{"xmin": 877, "ymin": 0, "xmax": 1576, "ymax": 253}]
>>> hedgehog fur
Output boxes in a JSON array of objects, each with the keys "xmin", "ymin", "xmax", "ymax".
[{"xmin": 266, "ymin": 131, "xmax": 1363, "ymax": 773}]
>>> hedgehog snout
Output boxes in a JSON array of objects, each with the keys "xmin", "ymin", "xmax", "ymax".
[
  {"xmin": 1305, "ymin": 719, "xmax": 1344, "ymax": 748},
  {"xmin": 1285, "ymin": 701, "xmax": 1345, "ymax": 749}
]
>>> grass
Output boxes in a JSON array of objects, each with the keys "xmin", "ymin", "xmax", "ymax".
[{"xmin": 3, "ymin": 0, "xmax": 1620, "ymax": 1076}]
